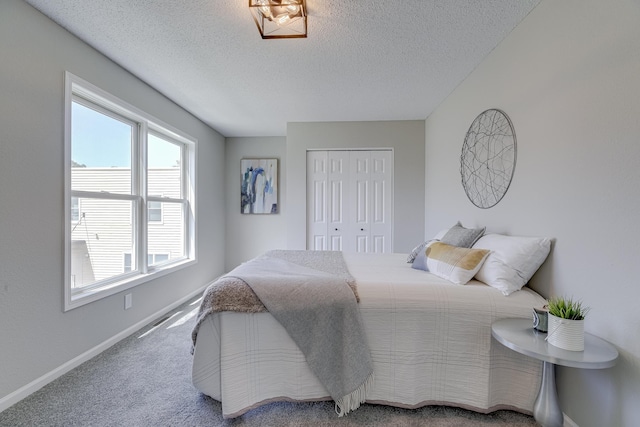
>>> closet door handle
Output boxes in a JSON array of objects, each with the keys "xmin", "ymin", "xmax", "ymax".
[{"xmin": 360, "ymin": 228, "xmax": 364, "ymax": 231}]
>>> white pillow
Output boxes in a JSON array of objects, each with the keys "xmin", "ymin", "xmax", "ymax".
[{"xmin": 472, "ymin": 234, "xmax": 551, "ymax": 295}]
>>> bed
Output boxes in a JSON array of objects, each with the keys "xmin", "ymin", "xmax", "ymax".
[{"xmin": 191, "ymin": 230, "xmax": 551, "ymax": 419}]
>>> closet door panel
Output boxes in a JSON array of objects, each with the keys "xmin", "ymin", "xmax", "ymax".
[
  {"xmin": 306, "ymin": 151, "xmax": 328, "ymax": 250},
  {"xmin": 327, "ymin": 151, "xmax": 349, "ymax": 251},
  {"xmin": 372, "ymin": 235, "xmax": 386, "ymax": 253},
  {"xmin": 349, "ymin": 151, "xmax": 371, "ymax": 253},
  {"xmin": 370, "ymin": 151, "xmax": 393, "ymax": 253}
]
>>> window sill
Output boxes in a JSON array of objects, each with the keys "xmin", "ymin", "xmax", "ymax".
[{"xmin": 64, "ymin": 258, "xmax": 196, "ymax": 311}]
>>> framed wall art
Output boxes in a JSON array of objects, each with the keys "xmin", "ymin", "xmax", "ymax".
[
  {"xmin": 240, "ymin": 158, "xmax": 278, "ymax": 214},
  {"xmin": 460, "ymin": 109, "xmax": 517, "ymax": 209}
]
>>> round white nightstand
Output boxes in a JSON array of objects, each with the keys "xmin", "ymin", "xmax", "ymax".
[{"xmin": 491, "ymin": 318, "xmax": 618, "ymax": 427}]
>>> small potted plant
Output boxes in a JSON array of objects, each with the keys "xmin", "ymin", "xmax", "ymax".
[{"xmin": 546, "ymin": 296, "xmax": 590, "ymax": 351}]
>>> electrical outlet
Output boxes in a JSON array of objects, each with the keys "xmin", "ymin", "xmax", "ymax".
[{"xmin": 124, "ymin": 293, "xmax": 132, "ymax": 310}]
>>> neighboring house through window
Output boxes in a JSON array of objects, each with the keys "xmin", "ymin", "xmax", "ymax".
[
  {"xmin": 124, "ymin": 252, "xmax": 169, "ymax": 272},
  {"xmin": 64, "ymin": 72, "xmax": 197, "ymax": 310},
  {"xmin": 71, "ymin": 197, "xmax": 79, "ymax": 222},
  {"xmin": 148, "ymin": 199, "xmax": 162, "ymax": 222}
]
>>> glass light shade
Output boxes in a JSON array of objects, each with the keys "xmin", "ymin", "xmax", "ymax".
[{"xmin": 249, "ymin": 0, "xmax": 307, "ymax": 39}]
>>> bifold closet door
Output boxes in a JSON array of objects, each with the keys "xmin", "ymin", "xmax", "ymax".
[
  {"xmin": 327, "ymin": 151, "xmax": 349, "ymax": 251},
  {"xmin": 306, "ymin": 150, "xmax": 349, "ymax": 251},
  {"xmin": 350, "ymin": 150, "xmax": 392, "ymax": 253},
  {"xmin": 306, "ymin": 150, "xmax": 392, "ymax": 253},
  {"xmin": 307, "ymin": 151, "xmax": 329, "ymax": 251}
]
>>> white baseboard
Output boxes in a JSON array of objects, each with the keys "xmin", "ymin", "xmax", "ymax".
[
  {"xmin": 564, "ymin": 413, "xmax": 579, "ymax": 427},
  {"xmin": 0, "ymin": 286, "xmax": 207, "ymax": 413}
]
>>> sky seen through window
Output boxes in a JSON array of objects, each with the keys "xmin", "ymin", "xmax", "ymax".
[{"xmin": 72, "ymin": 102, "xmax": 180, "ymax": 168}]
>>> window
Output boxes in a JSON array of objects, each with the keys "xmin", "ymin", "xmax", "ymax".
[
  {"xmin": 123, "ymin": 253, "xmax": 133, "ymax": 273},
  {"xmin": 124, "ymin": 252, "xmax": 169, "ymax": 272},
  {"xmin": 65, "ymin": 72, "xmax": 197, "ymax": 311},
  {"xmin": 149, "ymin": 253, "xmax": 169, "ymax": 265},
  {"xmin": 71, "ymin": 197, "xmax": 80, "ymax": 222},
  {"xmin": 148, "ymin": 200, "xmax": 162, "ymax": 222}
]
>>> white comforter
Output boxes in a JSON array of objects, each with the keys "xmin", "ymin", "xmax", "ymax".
[{"xmin": 192, "ymin": 253, "xmax": 546, "ymax": 418}]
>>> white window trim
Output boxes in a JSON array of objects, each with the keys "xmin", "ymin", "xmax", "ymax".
[{"xmin": 64, "ymin": 71, "xmax": 198, "ymax": 311}]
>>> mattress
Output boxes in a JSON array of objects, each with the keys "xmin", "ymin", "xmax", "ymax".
[{"xmin": 192, "ymin": 252, "xmax": 546, "ymax": 418}]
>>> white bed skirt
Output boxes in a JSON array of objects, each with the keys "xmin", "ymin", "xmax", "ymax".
[{"xmin": 192, "ymin": 253, "xmax": 546, "ymax": 418}]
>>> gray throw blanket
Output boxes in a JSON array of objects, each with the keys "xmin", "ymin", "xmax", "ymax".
[{"xmin": 193, "ymin": 250, "xmax": 374, "ymax": 416}]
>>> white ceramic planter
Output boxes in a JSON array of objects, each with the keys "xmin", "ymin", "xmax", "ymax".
[{"xmin": 547, "ymin": 314, "xmax": 584, "ymax": 351}]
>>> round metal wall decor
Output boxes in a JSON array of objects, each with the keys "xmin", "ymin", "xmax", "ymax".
[{"xmin": 460, "ymin": 109, "xmax": 517, "ymax": 209}]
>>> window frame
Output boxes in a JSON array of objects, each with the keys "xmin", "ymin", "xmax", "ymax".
[{"xmin": 64, "ymin": 72, "xmax": 197, "ymax": 311}]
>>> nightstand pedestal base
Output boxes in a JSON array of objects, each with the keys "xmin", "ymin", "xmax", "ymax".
[{"xmin": 533, "ymin": 361, "xmax": 563, "ymax": 427}]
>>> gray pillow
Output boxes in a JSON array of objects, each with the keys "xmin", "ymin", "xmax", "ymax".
[
  {"xmin": 440, "ymin": 222, "xmax": 485, "ymax": 248},
  {"xmin": 411, "ymin": 246, "xmax": 429, "ymax": 271},
  {"xmin": 407, "ymin": 239, "xmax": 439, "ymax": 263},
  {"xmin": 407, "ymin": 241, "xmax": 428, "ymax": 263}
]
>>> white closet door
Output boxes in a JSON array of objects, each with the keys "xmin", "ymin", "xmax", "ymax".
[
  {"xmin": 349, "ymin": 151, "xmax": 371, "ymax": 253},
  {"xmin": 306, "ymin": 151, "xmax": 328, "ymax": 250},
  {"xmin": 369, "ymin": 150, "xmax": 393, "ymax": 253},
  {"xmin": 327, "ymin": 151, "xmax": 349, "ymax": 251},
  {"xmin": 307, "ymin": 150, "xmax": 392, "ymax": 253}
]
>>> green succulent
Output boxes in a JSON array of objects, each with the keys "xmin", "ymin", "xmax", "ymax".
[{"xmin": 547, "ymin": 296, "xmax": 590, "ymax": 320}]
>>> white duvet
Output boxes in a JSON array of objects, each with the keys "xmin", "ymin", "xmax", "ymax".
[{"xmin": 192, "ymin": 253, "xmax": 546, "ymax": 418}]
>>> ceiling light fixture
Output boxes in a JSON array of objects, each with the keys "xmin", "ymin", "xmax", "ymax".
[{"xmin": 249, "ymin": 0, "xmax": 307, "ymax": 39}]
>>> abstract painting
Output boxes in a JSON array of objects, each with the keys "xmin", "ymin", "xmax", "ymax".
[{"xmin": 241, "ymin": 158, "xmax": 278, "ymax": 214}]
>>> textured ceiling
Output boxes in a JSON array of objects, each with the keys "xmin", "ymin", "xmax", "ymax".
[{"xmin": 25, "ymin": 0, "xmax": 540, "ymax": 137}]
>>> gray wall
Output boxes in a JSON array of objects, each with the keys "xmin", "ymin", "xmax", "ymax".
[
  {"xmin": 4, "ymin": 0, "xmax": 637, "ymax": 424},
  {"xmin": 0, "ymin": 0, "xmax": 225, "ymax": 403},
  {"xmin": 225, "ymin": 137, "xmax": 287, "ymax": 271},
  {"xmin": 286, "ymin": 121, "xmax": 425, "ymax": 253},
  {"xmin": 424, "ymin": 0, "xmax": 640, "ymax": 425}
]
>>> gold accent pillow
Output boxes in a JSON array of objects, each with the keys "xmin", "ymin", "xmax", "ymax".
[{"xmin": 425, "ymin": 242, "xmax": 491, "ymax": 285}]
